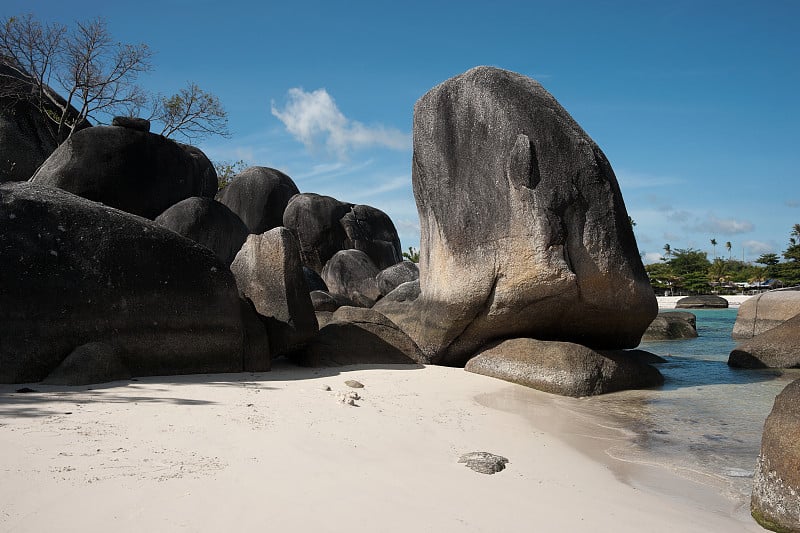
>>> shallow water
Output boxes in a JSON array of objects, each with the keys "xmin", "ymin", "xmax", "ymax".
[{"xmin": 566, "ymin": 309, "xmax": 799, "ymax": 502}]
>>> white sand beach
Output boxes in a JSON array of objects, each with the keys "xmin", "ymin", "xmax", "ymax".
[{"xmin": 0, "ymin": 363, "xmax": 761, "ymax": 532}]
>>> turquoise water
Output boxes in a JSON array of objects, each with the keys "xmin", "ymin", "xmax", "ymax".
[{"xmin": 565, "ymin": 309, "xmax": 800, "ymax": 502}]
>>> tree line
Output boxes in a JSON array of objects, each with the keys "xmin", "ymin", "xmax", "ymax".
[{"xmin": 646, "ymin": 224, "xmax": 800, "ymax": 295}]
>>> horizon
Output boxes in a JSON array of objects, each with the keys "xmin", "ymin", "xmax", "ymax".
[{"xmin": 5, "ymin": 0, "xmax": 799, "ymax": 264}]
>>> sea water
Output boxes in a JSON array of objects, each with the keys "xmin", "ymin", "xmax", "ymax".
[{"xmin": 567, "ymin": 309, "xmax": 800, "ymax": 502}]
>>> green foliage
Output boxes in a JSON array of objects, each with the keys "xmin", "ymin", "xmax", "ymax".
[
  {"xmin": 402, "ymin": 246, "xmax": 420, "ymax": 263},
  {"xmin": 151, "ymin": 82, "xmax": 230, "ymax": 142},
  {"xmin": 213, "ymin": 159, "xmax": 247, "ymax": 190},
  {"xmin": 667, "ymin": 248, "xmax": 710, "ymax": 277}
]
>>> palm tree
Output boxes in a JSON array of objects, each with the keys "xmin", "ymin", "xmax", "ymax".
[
  {"xmin": 725, "ymin": 241, "xmax": 732, "ymax": 260},
  {"xmin": 663, "ymin": 243, "xmax": 672, "ymax": 261},
  {"xmin": 710, "ymin": 238, "xmax": 718, "ymax": 260}
]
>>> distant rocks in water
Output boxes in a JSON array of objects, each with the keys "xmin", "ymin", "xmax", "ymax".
[
  {"xmin": 300, "ymin": 307, "xmax": 423, "ymax": 367},
  {"xmin": 732, "ymin": 289, "xmax": 800, "ymax": 340},
  {"xmin": 465, "ymin": 338, "xmax": 664, "ymax": 397},
  {"xmin": 377, "ymin": 260, "xmax": 419, "ymax": 296},
  {"xmin": 458, "ymin": 452, "xmax": 509, "ymax": 474},
  {"xmin": 380, "ymin": 66, "xmax": 656, "ymax": 367},
  {"xmin": 751, "ymin": 378, "xmax": 800, "ymax": 532},
  {"xmin": 215, "ymin": 166, "xmax": 299, "ymax": 234},
  {"xmin": 155, "ymin": 197, "xmax": 249, "ymax": 266},
  {"xmin": 675, "ymin": 295, "xmax": 728, "ymax": 309},
  {"xmin": 321, "ymin": 249, "xmax": 382, "ymax": 308},
  {"xmin": 30, "ymin": 125, "xmax": 217, "ymax": 219},
  {"xmin": 0, "ymin": 182, "xmax": 247, "ymax": 384},
  {"xmin": 642, "ymin": 312, "xmax": 698, "ymax": 341},
  {"xmin": 728, "ymin": 313, "xmax": 800, "ymax": 369},
  {"xmin": 230, "ymin": 228, "xmax": 318, "ymax": 358},
  {"xmin": 283, "ymin": 192, "xmax": 402, "ymax": 274}
]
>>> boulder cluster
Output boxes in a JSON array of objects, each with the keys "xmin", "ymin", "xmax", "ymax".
[{"xmin": 1, "ymin": 66, "xmax": 661, "ymax": 397}]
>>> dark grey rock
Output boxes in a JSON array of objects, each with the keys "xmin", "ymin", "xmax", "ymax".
[
  {"xmin": 300, "ymin": 307, "xmax": 423, "ymax": 367},
  {"xmin": 380, "ymin": 66, "xmax": 656, "ymax": 366},
  {"xmin": 231, "ymin": 228, "xmax": 318, "ymax": 357},
  {"xmin": 30, "ymin": 126, "xmax": 217, "ymax": 219},
  {"xmin": 321, "ymin": 249, "xmax": 381, "ymax": 307},
  {"xmin": 111, "ymin": 116, "xmax": 150, "ymax": 132},
  {"xmin": 377, "ymin": 261, "xmax": 419, "ymax": 296},
  {"xmin": 675, "ymin": 295, "xmax": 728, "ymax": 309},
  {"xmin": 42, "ymin": 342, "xmax": 131, "ymax": 385},
  {"xmin": 310, "ymin": 290, "xmax": 354, "ymax": 312},
  {"xmin": 642, "ymin": 311, "xmax": 698, "ymax": 341},
  {"xmin": 732, "ymin": 289, "xmax": 800, "ymax": 340},
  {"xmin": 240, "ymin": 298, "xmax": 271, "ymax": 372},
  {"xmin": 751, "ymin": 378, "xmax": 800, "ymax": 532},
  {"xmin": 215, "ymin": 167, "xmax": 300, "ymax": 234},
  {"xmin": 458, "ymin": 452, "xmax": 509, "ymax": 475},
  {"xmin": 0, "ymin": 182, "xmax": 246, "ymax": 384},
  {"xmin": 303, "ymin": 266, "xmax": 328, "ymax": 292},
  {"xmin": 728, "ymin": 314, "xmax": 800, "ymax": 369},
  {"xmin": 465, "ymin": 338, "xmax": 664, "ymax": 397},
  {"xmin": 340, "ymin": 204, "xmax": 402, "ymax": 270},
  {"xmin": 155, "ymin": 197, "xmax": 249, "ymax": 266}
]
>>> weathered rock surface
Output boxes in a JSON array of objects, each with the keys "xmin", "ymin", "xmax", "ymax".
[
  {"xmin": 0, "ymin": 182, "xmax": 246, "ymax": 383},
  {"xmin": 310, "ymin": 290, "xmax": 354, "ymax": 313},
  {"xmin": 733, "ymin": 289, "xmax": 800, "ymax": 340},
  {"xmin": 282, "ymin": 192, "xmax": 402, "ymax": 274},
  {"xmin": 751, "ymin": 378, "xmax": 800, "ymax": 532},
  {"xmin": 30, "ymin": 125, "xmax": 217, "ymax": 219},
  {"xmin": 321, "ymin": 249, "xmax": 381, "ymax": 307},
  {"xmin": 215, "ymin": 166, "xmax": 300, "ymax": 234},
  {"xmin": 381, "ymin": 67, "xmax": 656, "ymax": 365},
  {"xmin": 728, "ymin": 313, "xmax": 800, "ymax": 369},
  {"xmin": 377, "ymin": 260, "xmax": 420, "ymax": 296},
  {"xmin": 465, "ymin": 338, "xmax": 664, "ymax": 397},
  {"xmin": 458, "ymin": 452, "xmax": 509, "ymax": 475},
  {"xmin": 303, "ymin": 266, "xmax": 328, "ymax": 292},
  {"xmin": 300, "ymin": 307, "xmax": 423, "ymax": 367},
  {"xmin": 642, "ymin": 311, "xmax": 698, "ymax": 341},
  {"xmin": 42, "ymin": 342, "xmax": 131, "ymax": 386},
  {"xmin": 675, "ymin": 295, "xmax": 728, "ymax": 309},
  {"xmin": 111, "ymin": 116, "xmax": 150, "ymax": 132},
  {"xmin": 239, "ymin": 298, "xmax": 271, "ymax": 372},
  {"xmin": 230, "ymin": 228, "xmax": 318, "ymax": 357},
  {"xmin": 155, "ymin": 197, "xmax": 249, "ymax": 266},
  {"xmin": 0, "ymin": 59, "xmax": 89, "ymax": 182},
  {"xmin": 373, "ymin": 280, "xmax": 421, "ymax": 318}
]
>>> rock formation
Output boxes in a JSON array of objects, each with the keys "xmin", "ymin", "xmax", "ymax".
[
  {"xmin": 642, "ymin": 312, "xmax": 698, "ymax": 341},
  {"xmin": 728, "ymin": 313, "xmax": 800, "ymax": 369},
  {"xmin": 751, "ymin": 378, "xmax": 800, "ymax": 532},
  {"xmin": 0, "ymin": 182, "xmax": 247, "ymax": 383},
  {"xmin": 377, "ymin": 260, "xmax": 420, "ymax": 296},
  {"xmin": 30, "ymin": 124, "xmax": 217, "ymax": 219},
  {"xmin": 732, "ymin": 289, "xmax": 800, "ymax": 340},
  {"xmin": 215, "ymin": 166, "xmax": 300, "ymax": 234},
  {"xmin": 155, "ymin": 197, "xmax": 249, "ymax": 266},
  {"xmin": 380, "ymin": 66, "xmax": 656, "ymax": 365},
  {"xmin": 321, "ymin": 249, "xmax": 382, "ymax": 307},
  {"xmin": 465, "ymin": 338, "xmax": 664, "ymax": 397},
  {"xmin": 675, "ymin": 295, "xmax": 728, "ymax": 309}
]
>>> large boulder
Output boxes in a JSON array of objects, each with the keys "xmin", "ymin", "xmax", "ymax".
[
  {"xmin": 675, "ymin": 295, "xmax": 728, "ymax": 309},
  {"xmin": 282, "ymin": 192, "xmax": 402, "ymax": 274},
  {"xmin": 321, "ymin": 249, "xmax": 382, "ymax": 307},
  {"xmin": 732, "ymin": 289, "xmax": 800, "ymax": 340},
  {"xmin": 642, "ymin": 312, "xmax": 698, "ymax": 341},
  {"xmin": 377, "ymin": 260, "xmax": 420, "ymax": 296},
  {"xmin": 381, "ymin": 66, "xmax": 656, "ymax": 365},
  {"xmin": 301, "ymin": 307, "xmax": 423, "ymax": 366},
  {"xmin": 465, "ymin": 338, "xmax": 664, "ymax": 397},
  {"xmin": 41, "ymin": 342, "xmax": 131, "ymax": 386},
  {"xmin": 230, "ymin": 228, "xmax": 318, "ymax": 357},
  {"xmin": 0, "ymin": 59, "xmax": 89, "ymax": 183},
  {"xmin": 155, "ymin": 197, "xmax": 249, "ymax": 266},
  {"xmin": 0, "ymin": 182, "xmax": 246, "ymax": 383},
  {"xmin": 30, "ymin": 124, "xmax": 217, "ymax": 219},
  {"xmin": 215, "ymin": 166, "xmax": 300, "ymax": 234},
  {"xmin": 751, "ymin": 378, "xmax": 800, "ymax": 532},
  {"xmin": 728, "ymin": 313, "xmax": 800, "ymax": 369}
]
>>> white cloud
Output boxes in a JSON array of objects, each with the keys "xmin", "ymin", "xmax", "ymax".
[
  {"xmin": 742, "ymin": 240, "xmax": 775, "ymax": 255},
  {"xmin": 271, "ymin": 88, "xmax": 410, "ymax": 159},
  {"xmin": 694, "ymin": 215, "xmax": 754, "ymax": 235},
  {"xmin": 347, "ymin": 176, "xmax": 410, "ymax": 201},
  {"xmin": 643, "ymin": 252, "xmax": 664, "ymax": 264}
]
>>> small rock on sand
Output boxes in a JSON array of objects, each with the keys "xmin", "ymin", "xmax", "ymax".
[
  {"xmin": 344, "ymin": 380, "xmax": 364, "ymax": 389},
  {"xmin": 459, "ymin": 452, "xmax": 509, "ymax": 474},
  {"xmin": 338, "ymin": 391, "xmax": 361, "ymax": 406}
]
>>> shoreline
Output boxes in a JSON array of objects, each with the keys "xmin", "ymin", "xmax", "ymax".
[
  {"xmin": 0, "ymin": 363, "xmax": 760, "ymax": 532},
  {"xmin": 656, "ymin": 294, "xmax": 753, "ymax": 309}
]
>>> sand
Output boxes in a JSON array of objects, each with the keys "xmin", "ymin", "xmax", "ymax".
[{"xmin": 0, "ymin": 363, "xmax": 761, "ymax": 532}]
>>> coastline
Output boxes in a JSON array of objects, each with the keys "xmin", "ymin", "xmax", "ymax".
[
  {"xmin": 0, "ymin": 363, "xmax": 760, "ymax": 532},
  {"xmin": 657, "ymin": 294, "xmax": 753, "ymax": 309}
]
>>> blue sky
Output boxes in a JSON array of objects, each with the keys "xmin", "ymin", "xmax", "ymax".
[{"xmin": 6, "ymin": 0, "xmax": 799, "ymax": 263}]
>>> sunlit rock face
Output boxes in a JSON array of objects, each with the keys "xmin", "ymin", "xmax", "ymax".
[{"xmin": 382, "ymin": 66, "xmax": 656, "ymax": 365}]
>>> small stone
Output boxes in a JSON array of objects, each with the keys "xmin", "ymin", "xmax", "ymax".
[
  {"xmin": 345, "ymin": 380, "xmax": 364, "ymax": 388},
  {"xmin": 338, "ymin": 391, "xmax": 361, "ymax": 406},
  {"xmin": 321, "ymin": 385, "xmax": 332, "ymax": 391},
  {"xmin": 458, "ymin": 452, "xmax": 509, "ymax": 474}
]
